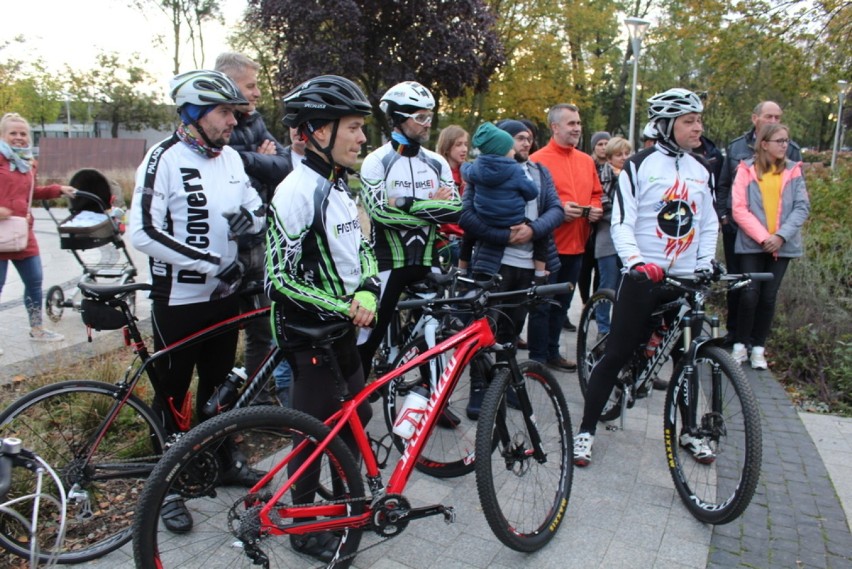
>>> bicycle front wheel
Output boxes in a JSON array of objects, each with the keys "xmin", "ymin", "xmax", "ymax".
[
  {"xmin": 133, "ymin": 406, "xmax": 365, "ymax": 569},
  {"xmin": 664, "ymin": 345, "xmax": 762, "ymax": 524},
  {"xmin": 0, "ymin": 380, "xmax": 166, "ymax": 563},
  {"xmin": 577, "ymin": 289, "xmax": 615, "ymax": 397},
  {"xmin": 475, "ymin": 360, "xmax": 572, "ymax": 552},
  {"xmin": 382, "ymin": 336, "xmax": 478, "ymax": 478}
]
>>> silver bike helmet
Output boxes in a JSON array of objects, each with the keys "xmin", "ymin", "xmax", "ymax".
[
  {"xmin": 169, "ymin": 70, "xmax": 248, "ymax": 108},
  {"xmin": 646, "ymin": 88, "xmax": 703, "ymax": 146},
  {"xmin": 647, "ymin": 88, "xmax": 704, "ymax": 120},
  {"xmin": 380, "ymin": 81, "xmax": 435, "ymax": 125}
]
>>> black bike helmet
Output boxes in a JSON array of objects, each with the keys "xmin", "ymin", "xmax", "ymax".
[{"xmin": 281, "ymin": 75, "xmax": 372, "ymax": 128}]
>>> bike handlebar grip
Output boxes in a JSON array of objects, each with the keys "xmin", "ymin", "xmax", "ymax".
[
  {"xmin": 532, "ymin": 282, "xmax": 573, "ymax": 297},
  {"xmin": 746, "ymin": 272, "xmax": 775, "ymax": 282}
]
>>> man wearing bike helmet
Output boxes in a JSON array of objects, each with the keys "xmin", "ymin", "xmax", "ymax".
[
  {"xmin": 130, "ymin": 69, "xmax": 266, "ymax": 532},
  {"xmin": 572, "ymin": 88, "xmax": 719, "ymax": 467},
  {"xmin": 265, "ymin": 75, "xmax": 379, "ymax": 563},
  {"xmin": 357, "ymin": 81, "xmax": 462, "ymax": 380}
]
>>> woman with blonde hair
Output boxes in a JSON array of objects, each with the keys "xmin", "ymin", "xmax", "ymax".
[
  {"xmin": 0, "ymin": 113, "xmax": 77, "ymax": 348},
  {"xmin": 730, "ymin": 123, "xmax": 810, "ymax": 369}
]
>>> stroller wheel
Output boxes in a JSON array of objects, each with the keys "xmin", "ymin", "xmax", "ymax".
[{"xmin": 45, "ymin": 286, "xmax": 65, "ymax": 322}]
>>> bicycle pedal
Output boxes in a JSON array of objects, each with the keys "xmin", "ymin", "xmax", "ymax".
[{"xmin": 442, "ymin": 506, "xmax": 456, "ymax": 524}]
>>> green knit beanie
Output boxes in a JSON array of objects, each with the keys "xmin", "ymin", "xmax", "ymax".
[{"xmin": 473, "ymin": 122, "xmax": 514, "ymax": 156}]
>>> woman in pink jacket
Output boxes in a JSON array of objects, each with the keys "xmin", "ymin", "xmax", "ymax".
[
  {"xmin": 0, "ymin": 113, "xmax": 76, "ymax": 347},
  {"xmin": 731, "ymin": 123, "xmax": 810, "ymax": 369}
]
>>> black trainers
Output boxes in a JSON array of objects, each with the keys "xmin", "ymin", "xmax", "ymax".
[
  {"xmin": 562, "ymin": 318, "xmax": 577, "ymax": 332},
  {"xmin": 290, "ymin": 532, "xmax": 339, "ymax": 562},
  {"xmin": 219, "ymin": 460, "xmax": 265, "ymax": 488},
  {"xmin": 161, "ymin": 494, "xmax": 193, "ymax": 533},
  {"xmin": 466, "ymin": 387, "xmax": 485, "ymax": 420}
]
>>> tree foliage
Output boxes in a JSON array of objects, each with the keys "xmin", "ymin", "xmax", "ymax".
[
  {"xmin": 132, "ymin": 0, "xmax": 223, "ymax": 74},
  {"xmin": 247, "ymin": 0, "xmax": 505, "ymax": 138},
  {"xmin": 69, "ymin": 53, "xmax": 173, "ymax": 138}
]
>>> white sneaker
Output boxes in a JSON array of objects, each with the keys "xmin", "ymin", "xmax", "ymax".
[
  {"xmin": 731, "ymin": 343, "xmax": 747, "ymax": 364},
  {"xmin": 30, "ymin": 328, "xmax": 65, "ymax": 343},
  {"xmin": 679, "ymin": 433, "xmax": 716, "ymax": 464},
  {"xmin": 573, "ymin": 433, "xmax": 594, "ymax": 467},
  {"xmin": 750, "ymin": 346, "xmax": 768, "ymax": 370}
]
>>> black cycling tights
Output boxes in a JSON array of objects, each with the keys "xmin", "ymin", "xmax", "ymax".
[
  {"xmin": 287, "ymin": 330, "xmax": 373, "ymax": 505},
  {"xmin": 579, "ymin": 277, "xmax": 681, "ymax": 435}
]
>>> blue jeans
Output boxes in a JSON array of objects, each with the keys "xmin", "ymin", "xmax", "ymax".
[
  {"xmin": 594, "ymin": 254, "xmax": 621, "ymax": 334},
  {"xmin": 273, "ymin": 360, "xmax": 293, "ymax": 407},
  {"xmin": 0, "ymin": 255, "xmax": 44, "ymax": 328},
  {"xmin": 528, "ymin": 253, "xmax": 583, "ymax": 362}
]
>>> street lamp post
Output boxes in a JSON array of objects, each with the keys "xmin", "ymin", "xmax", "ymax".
[
  {"xmin": 625, "ymin": 16, "xmax": 651, "ymax": 148},
  {"xmin": 831, "ymin": 79, "xmax": 848, "ymax": 171}
]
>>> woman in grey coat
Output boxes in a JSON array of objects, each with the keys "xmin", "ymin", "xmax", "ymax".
[{"xmin": 730, "ymin": 123, "xmax": 810, "ymax": 370}]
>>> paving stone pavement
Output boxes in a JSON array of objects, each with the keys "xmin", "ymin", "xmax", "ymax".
[{"xmin": 1, "ymin": 208, "xmax": 851, "ymax": 568}]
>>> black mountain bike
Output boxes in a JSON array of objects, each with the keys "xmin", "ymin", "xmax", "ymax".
[{"xmin": 576, "ymin": 269, "xmax": 772, "ymax": 524}]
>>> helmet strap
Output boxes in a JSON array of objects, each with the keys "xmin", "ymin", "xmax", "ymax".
[{"xmin": 303, "ymin": 120, "xmax": 341, "ymax": 176}]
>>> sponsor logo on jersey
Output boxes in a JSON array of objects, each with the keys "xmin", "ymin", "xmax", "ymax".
[{"xmin": 655, "ymin": 177, "xmax": 697, "ymax": 262}]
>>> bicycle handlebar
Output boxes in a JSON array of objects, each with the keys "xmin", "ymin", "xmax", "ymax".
[{"xmin": 397, "ymin": 279, "xmax": 571, "ymax": 312}]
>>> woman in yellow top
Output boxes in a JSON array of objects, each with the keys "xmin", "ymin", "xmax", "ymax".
[{"xmin": 731, "ymin": 123, "xmax": 810, "ymax": 369}]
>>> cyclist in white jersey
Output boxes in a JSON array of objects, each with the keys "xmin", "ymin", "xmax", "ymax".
[{"xmin": 572, "ymin": 88, "xmax": 719, "ymax": 468}]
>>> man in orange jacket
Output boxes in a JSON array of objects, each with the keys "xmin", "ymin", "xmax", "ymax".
[{"xmin": 529, "ymin": 103, "xmax": 603, "ymax": 370}]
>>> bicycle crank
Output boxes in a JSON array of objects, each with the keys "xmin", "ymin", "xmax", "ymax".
[{"xmin": 371, "ymin": 494, "xmax": 456, "ymax": 538}]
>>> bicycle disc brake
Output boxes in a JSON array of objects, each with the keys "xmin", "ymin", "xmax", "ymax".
[
  {"xmin": 502, "ymin": 432, "xmax": 533, "ymax": 476},
  {"xmin": 701, "ymin": 411, "xmax": 727, "ymax": 440}
]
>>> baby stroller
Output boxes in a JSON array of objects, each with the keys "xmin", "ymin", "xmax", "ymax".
[{"xmin": 43, "ymin": 169, "xmax": 137, "ymax": 322}]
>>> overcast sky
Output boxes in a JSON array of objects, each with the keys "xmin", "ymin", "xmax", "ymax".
[{"xmin": 2, "ymin": 0, "xmax": 245, "ymax": 94}]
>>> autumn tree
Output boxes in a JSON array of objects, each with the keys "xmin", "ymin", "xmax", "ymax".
[
  {"xmin": 247, "ymin": 0, "xmax": 505, "ymax": 141},
  {"xmin": 132, "ymin": 0, "xmax": 223, "ymax": 74},
  {"xmin": 69, "ymin": 53, "xmax": 173, "ymax": 138}
]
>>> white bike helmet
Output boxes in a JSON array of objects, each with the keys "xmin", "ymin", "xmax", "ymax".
[
  {"xmin": 647, "ymin": 88, "xmax": 703, "ymax": 120},
  {"xmin": 641, "ymin": 121, "xmax": 659, "ymax": 142},
  {"xmin": 646, "ymin": 88, "xmax": 703, "ymax": 145},
  {"xmin": 380, "ymin": 81, "xmax": 435, "ymax": 125},
  {"xmin": 169, "ymin": 70, "xmax": 248, "ymax": 108}
]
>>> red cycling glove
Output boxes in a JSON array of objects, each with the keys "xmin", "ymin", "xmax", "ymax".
[{"xmin": 632, "ymin": 263, "xmax": 665, "ymax": 283}]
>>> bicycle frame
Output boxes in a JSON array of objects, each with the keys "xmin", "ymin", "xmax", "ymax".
[
  {"xmin": 250, "ymin": 316, "xmax": 497, "ymax": 536},
  {"xmin": 74, "ymin": 292, "xmax": 276, "ymax": 475}
]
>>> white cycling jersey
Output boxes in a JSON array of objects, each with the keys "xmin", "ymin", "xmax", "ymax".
[
  {"xmin": 130, "ymin": 136, "xmax": 264, "ymax": 305},
  {"xmin": 612, "ymin": 145, "xmax": 718, "ymax": 277},
  {"xmin": 359, "ymin": 142, "xmax": 461, "ymax": 270}
]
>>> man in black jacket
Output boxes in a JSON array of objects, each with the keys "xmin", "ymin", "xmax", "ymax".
[
  {"xmin": 716, "ymin": 101, "xmax": 802, "ymax": 345},
  {"xmin": 215, "ymin": 52, "xmax": 291, "ymax": 403}
]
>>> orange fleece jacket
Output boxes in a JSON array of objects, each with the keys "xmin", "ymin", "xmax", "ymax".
[{"xmin": 530, "ymin": 139, "xmax": 603, "ymax": 255}]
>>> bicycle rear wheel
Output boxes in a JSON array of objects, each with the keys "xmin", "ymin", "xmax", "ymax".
[
  {"xmin": 133, "ymin": 406, "xmax": 365, "ymax": 569},
  {"xmin": 382, "ymin": 336, "xmax": 479, "ymax": 478},
  {"xmin": 475, "ymin": 360, "xmax": 572, "ymax": 552},
  {"xmin": 664, "ymin": 345, "xmax": 762, "ymax": 524},
  {"xmin": 577, "ymin": 289, "xmax": 615, "ymax": 397},
  {"xmin": 0, "ymin": 380, "xmax": 165, "ymax": 563}
]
